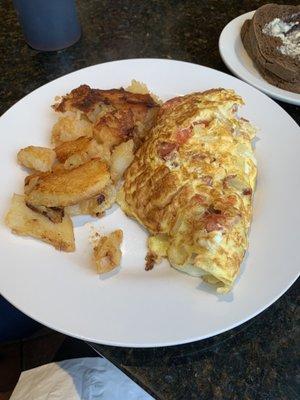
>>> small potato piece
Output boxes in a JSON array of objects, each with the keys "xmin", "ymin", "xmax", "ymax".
[
  {"xmin": 126, "ymin": 79, "xmax": 162, "ymax": 105},
  {"xmin": 64, "ymin": 152, "xmax": 91, "ymax": 170},
  {"xmin": 26, "ymin": 158, "xmax": 110, "ymax": 207},
  {"xmin": 55, "ymin": 137, "xmax": 110, "ymax": 169},
  {"xmin": 17, "ymin": 146, "xmax": 56, "ymax": 172},
  {"xmin": 93, "ymin": 230, "xmax": 123, "ymax": 274},
  {"xmin": 110, "ymin": 139, "xmax": 134, "ymax": 182},
  {"xmin": 52, "ymin": 163, "xmax": 66, "ymax": 173},
  {"xmin": 24, "ymin": 173, "xmax": 44, "ymax": 194},
  {"xmin": 5, "ymin": 194, "xmax": 75, "ymax": 252},
  {"xmin": 25, "ymin": 203, "xmax": 64, "ymax": 223},
  {"xmin": 51, "ymin": 115, "xmax": 93, "ymax": 146},
  {"xmin": 65, "ymin": 183, "xmax": 116, "ymax": 217},
  {"xmin": 64, "ymin": 142, "xmax": 111, "ymax": 169},
  {"xmin": 24, "ymin": 164, "xmax": 66, "ymax": 195},
  {"xmin": 55, "ymin": 137, "xmax": 93, "ymax": 163},
  {"xmin": 126, "ymin": 79, "xmax": 150, "ymax": 95},
  {"xmin": 93, "ymin": 110, "xmax": 134, "ymax": 151}
]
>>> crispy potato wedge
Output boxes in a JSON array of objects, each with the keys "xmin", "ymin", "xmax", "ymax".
[
  {"xmin": 17, "ymin": 146, "xmax": 56, "ymax": 172},
  {"xmin": 26, "ymin": 158, "xmax": 110, "ymax": 207},
  {"xmin": 5, "ymin": 194, "xmax": 75, "ymax": 252},
  {"xmin": 93, "ymin": 229, "xmax": 123, "ymax": 274},
  {"xmin": 24, "ymin": 163, "xmax": 67, "ymax": 195},
  {"xmin": 24, "ymin": 159, "xmax": 96, "ymax": 195}
]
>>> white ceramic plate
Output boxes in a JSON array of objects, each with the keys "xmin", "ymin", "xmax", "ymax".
[
  {"xmin": 219, "ymin": 11, "xmax": 300, "ymax": 106},
  {"xmin": 0, "ymin": 59, "xmax": 299, "ymax": 348}
]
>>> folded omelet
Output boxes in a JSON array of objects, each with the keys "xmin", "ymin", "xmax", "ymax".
[{"xmin": 118, "ymin": 89, "xmax": 257, "ymax": 292}]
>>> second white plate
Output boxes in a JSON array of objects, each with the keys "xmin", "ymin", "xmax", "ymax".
[{"xmin": 219, "ymin": 11, "xmax": 300, "ymax": 106}]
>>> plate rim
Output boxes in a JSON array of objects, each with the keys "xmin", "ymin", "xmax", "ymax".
[
  {"xmin": 218, "ymin": 11, "xmax": 300, "ymax": 106},
  {"xmin": 0, "ymin": 58, "xmax": 299, "ymax": 348},
  {"xmin": 1, "ymin": 271, "xmax": 299, "ymax": 348}
]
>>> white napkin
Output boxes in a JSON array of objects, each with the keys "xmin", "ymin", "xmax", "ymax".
[{"xmin": 10, "ymin": 357, "xmax": 154, "ymax": 400}]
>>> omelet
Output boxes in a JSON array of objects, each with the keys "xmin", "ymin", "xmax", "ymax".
[{"xmin": 118, "ymin": 89, "xmax": 257, "ymax": 293}]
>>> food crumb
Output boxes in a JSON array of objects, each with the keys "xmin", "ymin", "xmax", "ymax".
[
  {"xmin": 145, "ymin": 251, "xmax": 157, "ymax": 271},
  {"xmin": 92, "ymin": 229, "xmax": 123, "ymax": 274},
  {"xmin": 88, "ymin": 225, "xmax": 101, "ymax": 246}
]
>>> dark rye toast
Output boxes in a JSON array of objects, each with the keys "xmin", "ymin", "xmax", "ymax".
[
  {"xmin": 241, "ymin": 4, "xmax": 300, "ymax": 93},
  {"xmin": 241, "ymin": 19, "xmax": 300, "ymax": 93},
  {"xmin": 251, "ymin": 4, "xmax": 299, "ymax": 82}
]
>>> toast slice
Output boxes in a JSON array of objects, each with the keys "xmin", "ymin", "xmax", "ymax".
[{"xmin": 241, "ymin": 4, "xmax": 300, "ymax": 93}]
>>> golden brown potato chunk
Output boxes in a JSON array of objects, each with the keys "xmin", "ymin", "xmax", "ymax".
[
  {"xmin": 26, "ymin": 158, "xmax": 110, "ymax": 207},
  {"xmin": 55, "ymin": 136, "xmax": 110, "ymax": 169},
  {"xmin": 52, "ymin": 84, "xmax": 158, "ymax": 114},
  {"xmin": 51, "ymin": 115, "xmax": 93, "ymax": 146},
  {"xmin": 93, "ymin": 229, "xmax": 123, "ymax": 274},
  {"xmin": 17, "ymin": 146, "xmax": 56, "ymax": 172},
  {"xmin": 93, "ymin": 109, "xmax": 134, "ymax": 151},
  {"xmin": 110, "ymin": 139, "xmax": 134, "ymax": 182},
  {"xmin": 126, "ymin": 79, "xmax": 152, "ymax": 95},
  {"xmin": 5, "ymin": 194, "xmax": 75, "ymax": 252},
  {"xmin": 24, "ymin": 172, "xmax": 44, "ymax": 195},
  {"xmin": 126, "ymin": 79, "xmax": 162, "ymax": 105},
  {"xmin": 53, "ymin": 85, "xmax": 160, "ymax": 149},
  {"xmin": 25, "ymin": 203, "xmax": 64, "ymax": 223},
  {"xmin": 55, "ymin": 136, "xmax": 93, "ymax": 162}
]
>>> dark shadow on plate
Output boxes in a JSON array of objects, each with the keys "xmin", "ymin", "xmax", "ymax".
[
  {"xmin": 18, "ymin": 164, "xmax": 32, "ymax": 174},
  {"xmin": 252, "ymin": 135, "xmax": 260, "ymax": 148},
  {"xmin": 195, "ymin": 250, "xmax": 250, "ymax": 302},
  {"xmin": 72, "ymin": 204, "xmax": 119, "ymax": 228},
  {"xmin": 72, "ymin": 214, "xmax": 97, "ymax": 228},
  {"xmin": 196, "ymin": 280, "xmax": 234, "ymax": 302},
  {"xmin": 104, "ymin": 203, "xmax": 119, "ymax": 216},
  {"xmin": 232, "ymin": 249, "xmax": 249, "ymax": 286}
]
